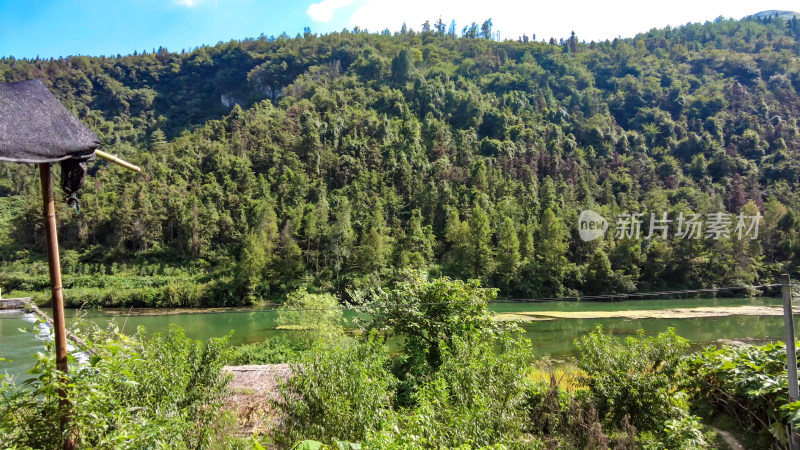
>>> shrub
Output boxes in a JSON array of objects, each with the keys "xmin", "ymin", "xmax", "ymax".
[
  {"xmin": 277, "ymin": 288, "xmax": 346, "ymax": 347},
  {"xmin": 358, "ymin": 272, "xmax": 500, "ymax": 406},
  {"xmin": 392, "ymin": 329, "xmax": 536, "ymax": 448},
  {"xmin": 0, "ymin": 325, "xmax": 233, "ymax": 449},
  {"xmin": 687, "ymin": 342, "xmax": 797, "ymax": 447},
  {"xmin": 576, "ymin": 326, "xmax": 691, "ymax": 433},
  {"xmin": 524, "ymin": 377, "xmax": 616, "ymax": 448},
  {"xmin": 575, "ymin": 326, "xmax": 710, "ymax": 448},
  {"xmin": 229, "ymin": 288, "xmax": 347, "ymax": 366},
  {"xmin": 227, "ymin": 334, "xmax": 304, "ymax": 365},
  {"xmin": 275, "ymin": 334, "xmax": 397, "ymax": 446},
  {"xmin": 654, "ymin": 414, "xmax": 709, "ymax": 450}
]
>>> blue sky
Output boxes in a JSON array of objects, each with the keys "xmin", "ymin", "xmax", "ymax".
[{"xmin": 1, "ymin": 0, "xmax": 798, "ymax": 59}]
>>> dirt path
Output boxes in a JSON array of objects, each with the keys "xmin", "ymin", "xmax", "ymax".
[
  {"xmin": 712, "ymin": 427, "xmax": 746, "ymax": 450},
  {"xmin": 223, "ymin": 364, "xmax": 291, "ymax": 436}
]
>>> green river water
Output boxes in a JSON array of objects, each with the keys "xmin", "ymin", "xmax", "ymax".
[{"xmin": 0, "ymin": 296, "xmax": 788, "ymax": 379}]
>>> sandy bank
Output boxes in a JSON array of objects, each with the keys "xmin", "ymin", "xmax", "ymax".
[{"xmin": 495, "ymin": 305, "xmax": 797, "ymax": 321}]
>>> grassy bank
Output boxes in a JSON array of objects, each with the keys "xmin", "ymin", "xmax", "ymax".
[{"xmin": 0, "ymin": 258, "xmax": 247, "ymax": 307}]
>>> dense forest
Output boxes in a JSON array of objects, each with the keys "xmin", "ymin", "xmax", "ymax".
[{"xmin": 2, "ymin": 14, "xmax": 800, "ymax": 305}]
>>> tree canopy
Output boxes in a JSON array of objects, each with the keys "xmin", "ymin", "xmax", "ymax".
[{"xmin": 2, "ymin": 14, "xmax": 800, "ymax": 304}]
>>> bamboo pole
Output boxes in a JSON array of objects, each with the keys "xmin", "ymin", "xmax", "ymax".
[
  {"xmin": 783, "ymin": 274, "xmax": 799, "ymax": 450},
  {"xmin": 26, "ymin": 301, "xmax": 97, "ymax": 356},
  {"xmin": 95, "ymin": 149, "xmax": 141, "ymax": 173},
  {"xmin": 39, "ymin": 163, "xmax": 74, "ymax": 450}
]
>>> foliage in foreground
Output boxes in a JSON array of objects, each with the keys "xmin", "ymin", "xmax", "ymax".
[
  {"xmin": 6, "ymin": 277, "xmax": 796, "ymax": 449},
  {"xmin": 688, "ymin": 341, "xmax": 800, "ymax": 448},
  {"xmin": 0, "ymin": 325, "xmax": 234, "ymax": 449},
  {"xmin": 276, "ymin": 335, "xmax": 397, "ymax": 446},
  {"xmin": 576, "ymin": 327, "xmax": 692, "ymax": 431},
  {"xmin": 274, "ymin": 276, "xmax": 713, "ymax": 449},
  {"xmin": 379, "ymin": 329, "xmax": 535, "ymax": 448},
  {"xmin": 576, "ymin": 326, "xmax": 708, "ymax": 449},
  {"xmin": 358, "ymin": 273, "xmax": 501, "ymax": 407}
]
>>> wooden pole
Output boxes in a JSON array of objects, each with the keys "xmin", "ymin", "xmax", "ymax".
[
  {"xmin": 783, "ymin": 274, "xmax": 799, "ymax": 450},
  {"xmin": 39, "ymin": 163, "xmax": 73, "ymax": 450},
  {"xmin": 95, "ymin": 150, "xmax": 141, "ymax": 173}
]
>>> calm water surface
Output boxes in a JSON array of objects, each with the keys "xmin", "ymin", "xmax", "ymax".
[{"xmin": 0, "ymin": 296, "xmax": 788, "ymax": 379}]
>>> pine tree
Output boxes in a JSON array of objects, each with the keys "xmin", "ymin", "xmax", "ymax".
[
  {"xmin": 355, "ymin": 204, "xmax": 391, "ymax": 274},
  {"xmin": 569, "ymin": 31, "xmax": 579, "ymax": 53},
  {"xmin": 539, "ymin": 176, "xmax": 559, "ymax": 215},
  {"xmin": 444, "ymin": 208, "xmax": 469, "ymax": 277},
  {"xmin": 585, "ymin": 248, "xmax": 614, "ymax": 294},
  {"xmin": 726, "ymin": 173, "xmax": 747, "ymax": 212},
  {"xmin": 481, "ymin": 19, "xmax": 493, "ymax": 39},
  {"xmin": 329, "ymin": 197, "xmax": 355, "ymax": 281},
  {"xmin": 399, "ymin": 209, "xmax": 434, "ymax": 269},
  {"xmin": 391, "ymin": 49, "xmax": 415, "ymax": 83},
  {"xmin": 237, "ymin": 200, "xmax": 279, "ymax": 298},
  {"xmin": 435, "ymin": 17, "xmax": 446, "ymax": 35},
  {"xmin": 534, "ymin": 208, "xmax": 568, "ymax": 296},
  {"xmin": 731, "ymin": 200, "xmax": 764, "ymax": 283},
  {"xmin": 519, "ymin": 222, "xmax": 535, "ymax": 263},
  {"xmin": 496, "ymin": 217, "xmax": 521, "ymax": 283},
  {"xmin": 304, "ymin": 189, "xmax": 330, "ymax": 272},
  {"xmin": 467, "ymin": 203, "xmax": 494, "ymax": 278},
  {"xmin": 470, "ymin": 160, "xmax": 489, "ymax": 192},
  {"xmin": 150, "ymin": 129, "xmax": 167, "ymax": 150},
  {"xmin": 276, "ymin": 221, "xmax": 304, "ymax": 286}
]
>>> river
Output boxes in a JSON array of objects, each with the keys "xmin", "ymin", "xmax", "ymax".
[{"xmin": 0, "ymin": 296, "xmax": 788, "ymax": 380}]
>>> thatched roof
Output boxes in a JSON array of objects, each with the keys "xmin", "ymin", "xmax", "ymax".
[{"xmin": 0, "ymin": 79, "xmax": 99, "ymax": 164}]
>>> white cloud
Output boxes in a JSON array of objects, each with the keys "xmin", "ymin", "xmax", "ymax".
[
  {"xmin": 308, "ymin": 0, "xmax": 355, "ymax": 23},
  {"xmin": 343, "ymin": 0, "xmax": 800, "ymax": 41},
  {"xmin": 175, "ymin": 0, "xmax": 219, "ymax": 7}
]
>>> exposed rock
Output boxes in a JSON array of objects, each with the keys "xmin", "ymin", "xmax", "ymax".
[
  {"xmin": 220, "ymin": 93, "xmax": 242, "ymax": 108},
  {"xmin": 0, "ymin": 297, "xmax": 30, "ymax": 310}
]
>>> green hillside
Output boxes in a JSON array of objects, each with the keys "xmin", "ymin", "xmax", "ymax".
[{"xmin": 2, "ymin": 14, "xmax": 800, "ymax": 306}]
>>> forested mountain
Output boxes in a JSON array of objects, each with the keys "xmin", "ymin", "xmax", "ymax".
[{"xmin": 2, "ymin": 14, "xmax": 800, "ymax": 305}]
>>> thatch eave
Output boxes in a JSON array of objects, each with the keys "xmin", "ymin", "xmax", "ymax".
[{"xmin": 0, "ymin": 79, "xmax": 100, "ymax": 164}]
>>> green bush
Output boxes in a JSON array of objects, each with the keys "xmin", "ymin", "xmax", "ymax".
[
  {"xmin": 687, "ymin": 342, "xmax": 798, "ymax": 447},
  {"xmin": 229, "ymin": 288, "xmax": 347, "ymax": 365},
  {"xmin": 576, "ymin": 326, "xmax": 691, "ymax": 433},
  {"xmin": 276, "ymin": 334, "xmax": 397, "ymax": 446},
  {"xmin": 227, "ymin": 334, "xmax": 304, "ymax": 365},
  {"xmin": 277, "ymin": 288, "xmax": 346, "ymax": 347},
  {"xmin": 359, "ymin": 272, "xmax": 501, "ymax": 406},
  {"xmin": 268, "ymin": 276, "xmax": 721, "ymax": 448},
  {"xmin": 646, "ymin": 414, "xmax": 709, "ymax": 450},
  {"xmin": 391, "ymin": 329, "xmax": 536, "ymax": 448},
  {"xmin": 0, "ymin": 325, "xmax": 233, "ymax": 449},
  {"xmin": 524, "ymin": 380, "xmax": 618, "ymax": 448}
]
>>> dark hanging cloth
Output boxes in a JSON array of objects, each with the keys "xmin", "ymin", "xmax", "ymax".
[
  {"xmin": 0, "ymin": 79, "xmax": 99, "ymax": 207},
  {"xmin": 60, "ymin": 158, "xmax": 89, "ymax": 210}
]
